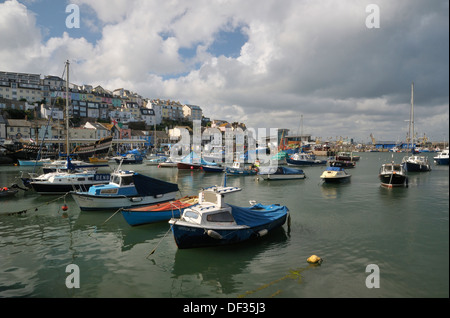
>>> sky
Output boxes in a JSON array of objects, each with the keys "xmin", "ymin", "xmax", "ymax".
[{"xmin": 0, "ymin": 0, "xmax": 448, "ymax": 143}]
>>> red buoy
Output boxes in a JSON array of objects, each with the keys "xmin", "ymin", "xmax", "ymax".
[{"xmin": 62, "ymin": 204, "xmax": 68, "ymax": 211}]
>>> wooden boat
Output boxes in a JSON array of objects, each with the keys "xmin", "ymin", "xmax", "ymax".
[
  {"xmin": 320, "ymin": 167, "xmax": 351, "ymax": 183},
  {"xmin": 121, "ymin": 196, "xmax": 199, "ymax": 226},
  {"xmin": 70, "ymin": 169, "xmax": 179, "ymax": 211},
  {"xmin": 168, "ymin": 186, "xmax": 289, "ymax": 249},
  {"xmin": 379, "ymin": 162, "xmax": 408, "ymax": 188},
  {"xmin": 258, "ymin": 166, "xmax": 305, "ymax": 180},
  {"xmin": 286, "ymin": 153, "xmax": 327, "ymax": 166}
]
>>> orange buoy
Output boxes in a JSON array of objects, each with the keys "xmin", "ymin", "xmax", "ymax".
[{"xmin": 62, "ymin": 204, "xmax": 68, "ymax": 211}]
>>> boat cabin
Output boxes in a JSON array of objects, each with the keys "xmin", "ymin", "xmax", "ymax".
[
  {"xmin": 87, "ymin": 170, "xmax": 138, "ymax": 196},
  {"xmin": 180, "ymin": 186, "xmax": 242, "ymax": 226},
  {"xmin": 380, "ymin": 163, "xmax": 404, "ymax": 174}
]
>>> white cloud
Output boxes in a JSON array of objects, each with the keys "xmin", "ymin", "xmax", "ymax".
[{"xmin": 0, "ymin": 0, "xmax": 448, "ymax": 141}]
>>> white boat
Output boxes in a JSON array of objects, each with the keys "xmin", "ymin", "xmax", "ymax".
[
  {"xmin": 70, "ymin": 169, "xmax": 179, "ymax": 211},
  {"xmin": 401, "ymin": 83, "xmax": 432, "ymax": 172},
  {"xmin": 168, "ymin": 185, "xmax": 289, "ymax": 249},
  {"xmin": 258, "ymin": 166, "xmax": 305, "ymax": 180},
  {"xmin": 158, "ymin": 157, "xmax": 178, "ymax": 168},
  {"xmin": 320, "ymin": 167, "xmax": 351, "ymax": 183},
  {"xmin": 434, "ymin": 147, "xmax": 449, "ymax": 165},
  {"xmin": 286, "ymin": 153, "xmax": 327, "ymax": 166}
]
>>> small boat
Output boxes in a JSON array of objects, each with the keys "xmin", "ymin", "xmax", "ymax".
[
  {"xmin": 177, "ymin": 152, "xmax": 217, "ymax": 170},
  {"xmin": 18, "ymin": 158, "xmax": 52, "ymax": 166},
  {"xmin": 0, "ymin": 187, "xmax": 19, "ymax": 198},
  {"xmin": 328, "ymin": 159, "xmax": 356, "ymax": 168},
  {"xmin": 434, "ymin": 148, "xmax": 449, "ymax": 165},
  {"xmin": 401, "ymin": 154, "xmax": 431, "ymax": 172},
  {"xmin": 145, "ymin": 156, "xmax": 167, "ymax": 165},
  {"xmin": 225, "ymin": 161, "xmax": 258, "ymax": 176},
  {"xmin": 201, "ymin": 165, "xmax": 225, "ymax": 172},
  {"xmin": 121, "ymin": 196, "xmax": 199, "ymax": 226},
  {"xmin": 88, "ymin": 157, "xmax": 109, "ymax": 163},
  {"xmin": 70, "ymin": 169, "xmax": 179, "ymax": 211},
  {"xmin": 286, "ymin": 153, "xmax": 327, "ymax": 166},
  {"xmin": 320, "ymin": 167, "xmax": 351, "ymax": 183},
  {"xmin": 158, "ymin": 158, "xmax": 178, "ymax": 168},
  {"xmin": 335, "ymin": 152, "xmax": 360, "ymax": 162},
  {"xmin": 168, "ymin": 186, "xmax": 289, "ymax": 249},
  {"xmin": 379, "ymin": 162, "xmax": 408, "ymax": 188},
  {"xmin": 258, "ymin": 166, "xmax": 305, "ymax": 180},
  {"xmin": 115, "ymin": 153, "xmax": 144, "ymax": 164}
]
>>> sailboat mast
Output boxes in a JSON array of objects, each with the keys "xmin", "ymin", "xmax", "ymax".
[
  {"xmin": 65, "ymin": 60, "xmax": 70, "ymax": 157},
  {"xmin": 411, "ymin": 82, "xmax": 414, "ymax": 152}
]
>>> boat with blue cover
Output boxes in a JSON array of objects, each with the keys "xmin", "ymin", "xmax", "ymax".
[
  {"xmin": 320, "ymin": 166, "xmax": 351, "ymax": 183},
  {"xmin": 258, "ymin": 166, "xmax": 305, "ymax": 180},
  {"xmin": 168, "ymin": 186, "xmax": 289, "ymax": 249},
  {"xmin": 70, "ymin": 169, "xmax": 179, "ymax": 211}
]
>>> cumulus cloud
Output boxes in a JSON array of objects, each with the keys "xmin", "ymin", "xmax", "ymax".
[{"xmin": 0, "ymin": 0, "xmax": 448, "ymax": 141}]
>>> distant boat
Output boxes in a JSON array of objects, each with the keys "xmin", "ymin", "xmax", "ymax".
[
  {"xmin": 225, "ymin": 161, "xmax": 258, "ymax": 176},
  {"xmin": 0, "ymin": 187, "xmax": 19, "ymax": 198},
  {"xmin": 379, "ymin": 161, "xmax": 408, "ymax": 188},
  {"xmin": 18, "ymin": 158, "xmax": 52, "ymax": 166},
  {"xmin": 158, "ymin": 158, "xmax": 178, "ymax": 168},
  {"xmin": 88, "ymin": 157, "xmax": 109, "ymax": 163},
  {"xmin": 434, "ymin": 148, "xmax": 449, "ymax": 165},
  {"xmin": 115, "ymin": 153, "xmax": 143, "ymax": 164},
  {"xmin": 286, "ymin": 153, "xmax": 327, "ymax": 166},
  {"xmin": 121, "ymin": 196, "xmax": 199, "ymax": 226},
  {"xmin": 335, "ymin": 152, "xmax": 360, "ymax": 162},
  {"xmin": 201, "ymin": 165, "xmax": 225, "ymax": 172},
  {"xmin": 168, "ymin": 186, "xmax": 289, "ymax": 249},
  {"xmin": 145, "ymin": 156, "xmax": 167, "ymax": 165},
  {"xmin": 320, "ymin": 167, "xmax": 351, "ymax": 183},
  {"xmin": 258, "ymin": 166, "xmax": 306, "ymax": 180},
  {"xmin": 328, "ymin": 159, "xmax": 356, "ymax": 168},
  {"xmin": 70, "ymin": 169, "xmax": 179, "ymax": 211},
  {"xmin": 401, "ymin": 82, "xmax": 431, "ymax": 172},
  {"xmin": 177, "ymin": 152, "xmax": 217, "ymax": 170}
]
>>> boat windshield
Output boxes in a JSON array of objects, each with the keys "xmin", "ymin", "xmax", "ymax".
[{"xmin": 120, "ymin": 176, "xmax": 134, "ymax": 186}]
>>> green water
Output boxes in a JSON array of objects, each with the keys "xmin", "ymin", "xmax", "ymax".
[{"xmin": 0, "ymin": 152, "xmax": 448, "ymax": 298}]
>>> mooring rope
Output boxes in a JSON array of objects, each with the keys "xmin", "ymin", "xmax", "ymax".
[{"xmin": 0, "ymin": 193, "xmax": 70, "ymax": 217}]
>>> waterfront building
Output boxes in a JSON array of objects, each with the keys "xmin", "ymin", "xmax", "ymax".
[
  {"xmin": 182, "ymin": 104, "xmax": 203, "ymax": 122},
  {"xmin": 84, "ymin": 122, "xmax": 111, "ymax": 140},
  {"xmin": 6, "ymin": 119, "xmax": 32, "ymax": 141}
]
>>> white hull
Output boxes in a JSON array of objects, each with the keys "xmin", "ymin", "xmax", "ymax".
[{"xmin": 71, "ymin": 191, "xmax": 178, "ymax": 211}]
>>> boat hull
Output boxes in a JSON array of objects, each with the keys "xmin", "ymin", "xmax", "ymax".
[
  {"xmin": 286, "ymin": 158, "xmax": 327, "ymax": 166},
  {"xmin": 321, "ymin": 176, "xmax": 351, "ymax": 183},
  {"xmin": 177, "ymin": 162, "xmax": 202, "ymax": 169},
  {"xmin": 434, "ymin": 158, "xmax": 449, "ymax": 165},
  {"xmin": 71, "ymin": 191, "xmax": 178, "ymax": 211},
  {"xmin": 170, "ymin": 214, "xmax": 288, "ymax": 249},
  {"xmin": 379, "ymin": 174, "xmax": 408, "ymax": 187},
  {"xmin": 259, "ymin": 174, "xmax": 305, "ymax": 180},
  {"xmin": 403, "ymin": 162, "xmax": 431, "ymax": 172}
]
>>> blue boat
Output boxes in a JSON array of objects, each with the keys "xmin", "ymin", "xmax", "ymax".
[
  {"xmin": 168, "ymin": 186, "xmax": 289, "ymax": 249},
  {"xmin": 434, "ymin": 148, "xmax": 449, "ymax": 165},
  {"xmin": 121, "ymin": 196, "xmax": 199, "ymax": 226},
  {"xmin": 225, "ymin": 161, "xmax": 258, "ymax": 176}
]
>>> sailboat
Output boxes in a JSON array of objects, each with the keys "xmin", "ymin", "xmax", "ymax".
[
  {"xmin": 25, "ymin": 61, "xmax": 111, "ymax": 194},
  {"xmin": 401, "ymin": 83, "xmax": 431, "ymax": 172}
]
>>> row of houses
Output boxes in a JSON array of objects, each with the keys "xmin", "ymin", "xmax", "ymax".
[{"xmin": 0, "ymin": 71, "xmax": 206, "ymax": 126}]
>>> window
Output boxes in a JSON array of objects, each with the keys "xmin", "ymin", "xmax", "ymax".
[{"xmin": 207, "ymin": 212, "xmax": 235, "ymax": 222}]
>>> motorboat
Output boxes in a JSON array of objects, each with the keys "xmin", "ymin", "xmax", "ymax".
[
  {"xmin": 115, "ymin": 153, "xmax": 143, "ymax": 164},
  {"xmin": 168, "ymin": 186, "xmax": 289, "ymax": 249},
  {"xmin": 328, "ymin": 159, "xmax": 356, "ymax": 168},
  {"xmin": 286, "ymin": 153, "xmax": 327, "ymax": 166},
  {"xmin": 258, "ymin": 166, "xmax": 306, "ymax": 180},
  {"xmin": 70, "ymin": 169, "xmax": 179, "ymax": 211},
  {"xmin": 401, "ymin": 155, "xmax": 431, "ymax": 172},
  {"xmin": 225, "ymin": 161, "xmax": 258, "ymax": 175},
  {"xmin": 335, "ymin": 152, "xmax": 360, "ymax": 162},
  {"xmin": 379, "ymin": 162, "xmax": 408, "ymax": 188},
  {"xmin": 434, "ymin": 148, "xmax": 449, "ymax": 165},
  {"xmin": 158, "ymin": 158, "xmax": 178, "ymax": 168},
  {"xmin": 121, "ymin": 196, "xmax": 199, "ymax": 226},
  {"xmin": 320, "ymin": 167, "xmax": 351, "ymax": 183}
]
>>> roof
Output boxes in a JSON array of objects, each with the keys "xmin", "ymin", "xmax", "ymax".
[{"xmin": 6, "ymin": 119, "xmax": 32, "ymax": 127}]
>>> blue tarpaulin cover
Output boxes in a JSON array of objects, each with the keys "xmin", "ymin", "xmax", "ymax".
[
  {"xmin": 132, "ymin": 173, "xmax": 179, "ymax": 196},
  {"xmin": 229, "ymin": 203, "xmax": 288, "ymax": 227}
]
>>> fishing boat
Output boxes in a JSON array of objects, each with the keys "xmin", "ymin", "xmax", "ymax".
[
  {"xmin": 320, "ymin": 167, "xmax": 351, "ymax": 183},
  {"xmin": 335, "ymin": 152, "xmax": 360, "ymax": 162},
  {"xmin": 225, "ymin": 161, "xmax": 258, "ymax": 176},
  {"xmin": 434, "ymin": 147, "xmax": 449, "ymax": 165},
  {"xmin": 168, "ymin": 186, "xmax": 289, "ymax": 249},
  {"xmin": 258, "ymin": 166, "xmax": 306, "ymax": 180},
  {"xmin": 121, "ymin": 196, "xmax": 199, "ymax": 226},
  {"xmin": 379, "ymin": 162, "xmax": 408, "ymax": 188},
  {"xmin": 70, "ymin": 169, "xmax": 179, "ymax": 211},
  {"xmin": 286, "ymin": 153, "xmax": 327, "ymax": 166},
  {"xmin": 401, "ymin": 83, "xmax": 432, "ymax": 172}
]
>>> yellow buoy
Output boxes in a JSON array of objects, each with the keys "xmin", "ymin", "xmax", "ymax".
[{"xmin": 307, "ymin": 255, "xmax": 323, "ymax": 265}]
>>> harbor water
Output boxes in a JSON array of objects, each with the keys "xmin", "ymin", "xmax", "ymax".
[{"xmin": 0, "ymin": 152, "xmax": 448, "ymax": 298}]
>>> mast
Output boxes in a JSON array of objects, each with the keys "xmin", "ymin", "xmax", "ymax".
[
  {"xmin": 65, "ymin": 60, "xmax": 70, "ymax": 157},
  {"xmin": 411, "ymin": 82, "xmax": 414, "ymax": 152}
]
